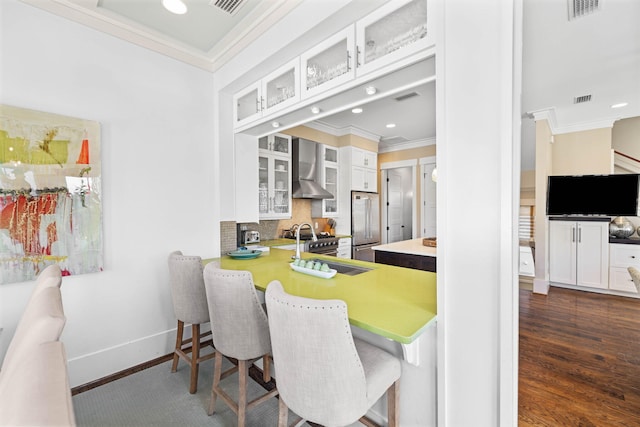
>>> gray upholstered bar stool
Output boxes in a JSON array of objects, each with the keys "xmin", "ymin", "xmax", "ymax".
[
  {"xmin": 203, "ymin": 264, "xmax": 278, "ymax": 427},
  {"xmin": 265, "ymin": 280, "xmax": 402, "ymax": 427},
  {"xmin": 167, "ymin": 251, "xmax": 215, "ymax": 394}
]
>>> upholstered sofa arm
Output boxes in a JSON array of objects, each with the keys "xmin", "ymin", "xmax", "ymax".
[{"xmin": 0, "ymin": 341, "xmax": 76, "ymax": 426}]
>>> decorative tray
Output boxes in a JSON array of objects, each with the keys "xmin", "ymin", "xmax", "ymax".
[
  {"xmin": 228, "ymin": 250, "xmax": 262, "ymax": 260},
  {"xmin": 289, "ymin": 262, "xmax": 337, "ymax": 279}
]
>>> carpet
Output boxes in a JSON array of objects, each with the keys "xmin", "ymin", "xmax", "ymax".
[{"xmin": 73, "ymin": 357, "xmax": 293, "ymax": 427}]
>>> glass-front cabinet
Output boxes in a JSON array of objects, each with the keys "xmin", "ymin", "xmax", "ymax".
[
  {"xmin": 301, "ymin": 27, "xmax": 356, "ymax": 99},
  {"xmin": 312, "ymin": 145, "xmax": 339, "ymax": 217},
  {"xmin": 258, "ymin": 134, "xmax": 291, "ymax": 219},
  {"xmin": 355, "ymin": 0, "xmax": 432, "ymax": 76},
  {"xmin": 234, "ymin": 59, "xmax": 300, "ymax": 128}
]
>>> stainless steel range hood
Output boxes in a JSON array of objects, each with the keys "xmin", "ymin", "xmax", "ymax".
[{"xmin": 291, "ymin": 138, "xmax": 334, "ymax": 199}]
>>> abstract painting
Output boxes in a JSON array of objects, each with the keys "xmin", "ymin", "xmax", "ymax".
[{"xmin": 0, "ymin": 105, "xmax": 102, "ymax": 284}]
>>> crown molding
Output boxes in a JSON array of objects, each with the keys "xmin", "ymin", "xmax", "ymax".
[
  {"xmin": 527, "ymin": 107, "xmax": 618, "ymax": 135},
  {"xmin": 19, "ymin": 0, "xmax": 301, "ymax": 72},
  {"xmin": 379, "ymin": 137, "xmax": 436, "ymax": 153},
  {"xmin": 305, "ymin": 121, "xmax": 381, "ymax": 143}
]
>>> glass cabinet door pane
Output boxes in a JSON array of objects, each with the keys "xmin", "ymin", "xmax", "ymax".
[
  {"xmin": 363, "ymin": 0, "xmax": 428, "ymax": 65},
  {"xmin": 258, "ymin": 136, "xmax": 269, "ymax": 151},
  {"xmin": 306, "ymin": 39, "xmax": 350, "ymax": 90},
  {"xmin": 272, "ymin": 135, "xmax": 289, "ymax": 154},
  {"xmin": 237, "ymin": 88, "xmax": 260, "ymax": 122},
  {"xmin": 273, "ymin": 159, "xmax": 289, "ymax": 214},
  {"xmin": 259, "ymin": 156, "xmax": 269, "ymax": 214},
  {"xmin": 324, "ymin": 167, "xmax": 337, "ymax": 213},
  {"xmin": 324, "ymin": 147, "xmax": 338, "ymax": 163},
  {"xmin": 265, "ymin": 68, "xmax": 296, "ymax": 109}
]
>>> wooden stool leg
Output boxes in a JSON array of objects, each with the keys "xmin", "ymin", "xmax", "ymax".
[
  {"xmin": 238, "ymin": 360, "xmax": 248, "ymax": 427},
  {"xmin": 189, "ymin": 324, "xmax": 200, "ymax": 394},
  {"xmin": 387, "ymin": 380, "xmax": 400, "ymax": 427},
  {"xmin": 171, "ymin": 320, "xmax": 184, "ymax": 373},
  {"xmin": 278, "ymin": 397, "xmax": 288, "ymax": 427},
  {"xmin": 208, "ymin": 351, "xmax": 222, "ymax": 416},
  {"xmin": 262, "ymin": 355, "xmax": 271, "ymax": 382}
]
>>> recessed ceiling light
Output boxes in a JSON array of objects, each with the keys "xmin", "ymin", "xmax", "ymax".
[
  {"xmin": 611, "ymin": 102, "xmax": 628, "ymax": 109},
  {"xmin": 386, "ymin": 123, "xmax": 396, "ymax": 128},
  {"xmin": 162, "ymin": 0, "xmax": 187, "ymax": 15},
  {"xmin": 310, "ymin": 106, "xmax": 320, "ymax": 114},
  {"xmin": 351, "ymin": 108, "xmax": 363, "ymax": 114},
  {"xmin": 365, "ymin": 86, "xmax": 377, "ymax": 95},
  {"xmin": 272, "ymin": 121, "xmax": 280, "ymax": 128}
]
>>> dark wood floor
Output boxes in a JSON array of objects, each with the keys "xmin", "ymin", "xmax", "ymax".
[{"xmin": 519, "ymin": 287, "xmax": 640, "ymax": 426}]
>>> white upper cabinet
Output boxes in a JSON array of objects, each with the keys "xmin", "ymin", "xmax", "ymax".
[
  {"xmin": 233, "ymin": 58, "xmax": 300, "ymax": 128},
  {"xmin": 351, "ymin": 147, "xmax": 377, "ymax": 169},
  {"xmin": 300, "ymin": 27, "xmax": 356, "ymax": 100},
  {"xmin": 232, "ymin": 0, "xmax": 432, "ymax": 130},
  {"xmin": 355, "ymin": 0, "xmax": 432, "ymax": 76}
]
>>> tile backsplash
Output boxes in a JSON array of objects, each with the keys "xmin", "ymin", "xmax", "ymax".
[{"xmin": 220, "ymin": 200, "xmax": 334, "ymax": 252}]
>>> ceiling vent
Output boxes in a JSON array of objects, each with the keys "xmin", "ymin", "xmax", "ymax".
[
  {"xmin": 394, "ymin": 92, "xmax": 420, "ymax": 102},
  {"xmin": 568, "ymin": 0, "xmax": 602, "ymax": 20},
  {"xmin": 210, "ymin": 0, "xmax": 245, "ymax": 15},
  {"xmin": 574, "ymin": 94, "xmax": 592, "ymax": 104}
]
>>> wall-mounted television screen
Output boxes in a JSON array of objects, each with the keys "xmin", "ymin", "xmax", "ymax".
[{"xmin": 546, "ymin": 174, "xmax": 640, "ymax": 216}]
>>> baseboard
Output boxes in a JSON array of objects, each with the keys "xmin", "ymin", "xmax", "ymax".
[{"xmin": 533, "ymin": 278, "xmax": 549, "ymax": 294}]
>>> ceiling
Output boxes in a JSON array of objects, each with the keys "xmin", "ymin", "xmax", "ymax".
[{"xmin": 19, "ymin": 0, "xmax": 640, "ymax": 163}]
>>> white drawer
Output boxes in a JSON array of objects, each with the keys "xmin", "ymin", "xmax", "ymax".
[
  {"xmin": 609, "ymin": 267, "xmax": 640, "ymax": 293},
  {"xmin": 609, "ymin": 244, "xmax": 640, "ymax": 268}
]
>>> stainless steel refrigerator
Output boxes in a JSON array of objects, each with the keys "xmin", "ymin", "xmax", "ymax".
[{"xmin": 351, "ymin": 191, "xmax": 380, "ymax": 261}]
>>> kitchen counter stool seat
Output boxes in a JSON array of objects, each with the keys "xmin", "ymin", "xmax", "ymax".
[
  {"xmin": 266, "ymin": 280, "xmax": 402, "ymax": 427},
  {"xmin": 203, "ymin": 265, "xmax": 278, "ymax": 427},
  {"xmin": 167, "ymin": 250, "xmax": 215, "ymax": 394}
]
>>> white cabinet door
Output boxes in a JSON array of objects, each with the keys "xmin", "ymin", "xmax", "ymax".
[
  {"xmin": 233, "ymin": 81, "xmax": 262, "ymax": 128},
  {"xmin": 261, "ymin": 58, "xmax": 300, "ymax": 116},
  {"xmin": 549, "ymin": 220, "xmax": 609, "ymax": 289},
  {"xmin": 258, "ymin": 134, "xmax": 292, "ymax": 220},
  {"xmin": 549, "ymin": 220, "xmax": 577, "ymax": 285},
  {"xmin": 312, "ymin": 145, "xmax": 339, "ymax": 217},
  {"xmin": 355, "ymin": 0, "xmax": 433, "ymax": 77},
  {"xmin": 576, "ymin": 221, "xmax": 609, "ymax": 289},
  {"xmin": 301, "ymin": 27, "xmax": 356, "ymax": 99}
]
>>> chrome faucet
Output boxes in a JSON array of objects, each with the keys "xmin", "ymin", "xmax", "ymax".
[{"xmin": 295, "ymin": 223, "xmax": 317, "ymax": 260}]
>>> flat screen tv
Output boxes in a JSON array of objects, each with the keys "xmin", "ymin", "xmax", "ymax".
[{"xmin": 546, "ymin": 174, "xmax": 640, "ymax": 216}]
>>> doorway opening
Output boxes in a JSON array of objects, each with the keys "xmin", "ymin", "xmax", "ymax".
[{"xmin": 380, "ymin": 160, "xmax": 418, "ymax": 244}]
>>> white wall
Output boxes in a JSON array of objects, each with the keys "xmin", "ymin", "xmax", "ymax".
[{"xmin": 0, "ymin": 0, "xmax": 218, "ymax": 387}]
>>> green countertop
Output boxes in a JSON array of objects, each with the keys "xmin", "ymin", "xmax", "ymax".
[{"xmin": 205, "ymin": 248, "xmax": 436, "ymax": 344}]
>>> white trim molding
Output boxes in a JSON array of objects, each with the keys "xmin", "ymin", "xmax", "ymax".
[
  {"xmin": 379, "ymin": 159, "xmax": 418, "ymax": 169},
  {"xmin": 528, "ymin": 107, "xmax": 618, "ymax": 135},
  {"xmin": 379, "ymin": 137, "xmax": 436, "ymax": 153},
  {"xmin": 304, "ymin": 121, "xmax": 381, "ymax": 142}
]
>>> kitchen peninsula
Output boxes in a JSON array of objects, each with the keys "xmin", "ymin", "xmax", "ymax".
[
  {"xmin": 207, "ymin": 248, "xmax": 437, "ymax": 425},
  {"xmin": 373, "ymin": 238, "xmax": 437, "ymax": 272}
]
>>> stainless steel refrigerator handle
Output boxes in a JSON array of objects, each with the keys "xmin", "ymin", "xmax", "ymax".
[{"xmin": 366, "ymin": 198, "xmax": 371, "ymax": 239}]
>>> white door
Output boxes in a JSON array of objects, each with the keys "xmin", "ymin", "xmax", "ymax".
[
  {"xmin": 549, "ymin": 220, "xmax": 577, "ymax": 285},
  {"xmin": 422, "ymin": 162, "xmax": 436, "ymax": 237},
  {"xmin": 387, "ymin": 169, "xmax": 404, "ymax": 243}
]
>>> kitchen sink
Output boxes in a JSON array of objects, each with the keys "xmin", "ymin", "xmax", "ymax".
[{"xmin": 310, "ymin": 259, "xmax": 372, "ymax": 276}]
